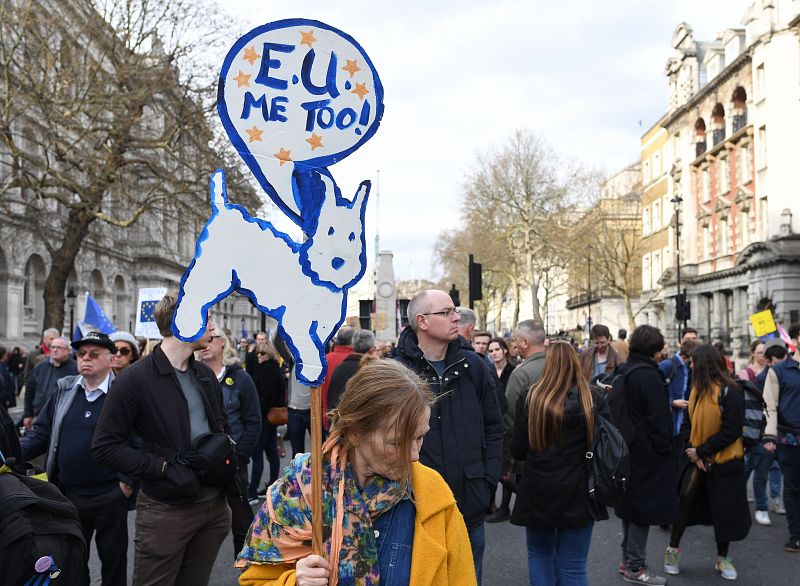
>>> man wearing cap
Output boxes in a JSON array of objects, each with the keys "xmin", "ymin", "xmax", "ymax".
[{"xmin": 21, "ymin": 331, "xmax": 128, "ymax": 586}]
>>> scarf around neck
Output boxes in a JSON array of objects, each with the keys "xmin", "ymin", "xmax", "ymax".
[
  {"xmin": 688, "ymin": 382, "xmax": 744, "ymax": 465},
  {"xmin": 236, "ymin": 437, "xmax": 409, "ymax": 586}
]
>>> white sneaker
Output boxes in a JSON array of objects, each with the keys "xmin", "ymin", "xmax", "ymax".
[
  {"xmin": 770, "ymin": 498, "xmax": 787, "ymax": 515},
  {"xmin": 755, "ymin": 510, "xmax": 772, "ymax": 526}
]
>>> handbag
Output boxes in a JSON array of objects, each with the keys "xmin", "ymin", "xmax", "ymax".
[
  {"xmin": 184, "ymin": 432, "xmax": 237, "ymax": 487},
  {"xmin": 266, "ymin": 406, "xmax": 288, "ymax": 426}
]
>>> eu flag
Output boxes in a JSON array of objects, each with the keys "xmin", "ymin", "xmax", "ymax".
[
  {"xmin": 140, "ymin": 300, "xmax": 157, "ymax": 323},
  {"xmin": 84, "ymin": 294, "xmax": 116, "ymax": 334}
]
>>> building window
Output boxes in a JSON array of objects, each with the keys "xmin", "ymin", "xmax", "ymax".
[
  {"xmin": 653, "ymin": 251, "xmax": 662, "ymax": 280},
  {"xmin": 643, "ymin": 254, "xmax": 650, "ymax": 291},
  {"xmin": 703, "ymin": 225, "xmax": 711, "ymax": 259},
  {"xmin": 695, "ymin": 118, "xmax": 707, "ymax": 157},
  {"xmin": 643, "ymin": 160, "xmax": 651, "ymax": 184},
  {"xmin": 738, "ymin": 144, "xmax": 751, "ymax": 183},
  {"xmin": 718, "ymin": 156, "xmax": 729, "ymax": 194},
  {"xmin": 711, "ymin": 103, "xmax": 726, "ymax": 145},
  {"xmin": 653, "ymin": 150, "xmax": 661, "ymax": 177},
  {"xmin": 720, "ymin": 218, "xmax": 729, "ymax": 255},
  {"xmin": 756, "ymin": 63, "xmax": 765, "ymax": 100},
  {"xmin": 643, "ymin": 207, "xmax": 651, "ymax": 235},
  {"xmin": 759, "ymin": 197, "xmax": 769, "ymax": 239},
  {"xmin": 732, "ymin": 87, "xmax": 747, "ymax": 132},
  {"xmin": 739, "ymin": 208, "xmax": 750, "ymax": 248},
  {"xmin": 653, "ymin": 200, "xmax": 661, "ymax": 231},
  {"xmin": 757, "ymin": 126, "xmax": 767, "ymax": 168},
  {"xmin": 702, "ymin": 168, "xmax": 711, "ymax": 202}
]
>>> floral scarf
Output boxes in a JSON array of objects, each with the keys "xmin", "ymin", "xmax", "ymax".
[{"xmin": 236, "ymin": 438, "xmax": 409, "ymax": 586}]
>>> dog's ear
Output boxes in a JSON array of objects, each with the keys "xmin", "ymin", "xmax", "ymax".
[{"xmin": 209, "ymin": 169, "xmax": 228, "ymax": 212}]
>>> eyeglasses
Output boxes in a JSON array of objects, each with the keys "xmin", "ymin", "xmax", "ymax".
[
  {"xmin": 114, "ymin": 346, "xmax": 131, "ymax": 356},
  {"xmin": 76, "ymin": 349, "xmax": 111, "ymax": 360},
  {"xmin": 422, "ymin": 307, "xmax": 460, "ymax": 318},
  {"xmin": 257, "ymin": 351, "xmax": 267, "ymax": 356}
]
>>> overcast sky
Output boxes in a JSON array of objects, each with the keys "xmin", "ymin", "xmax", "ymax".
[{"xmin": 222, "ymin": 0, "xmax": 753, "ymax": 281}]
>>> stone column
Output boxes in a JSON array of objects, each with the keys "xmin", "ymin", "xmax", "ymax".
[
  {"xmin": 711, "ymin": 291, "xmax": 724, "ymax": 342},
  {"xmin": 374, "ymin": 251, "xmax": 397, "ymax": 342}
]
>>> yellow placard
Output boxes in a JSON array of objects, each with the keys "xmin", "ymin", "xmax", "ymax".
[{"xmin": 750, "ymin": 310, "xmax": 777, "ymax": 337}]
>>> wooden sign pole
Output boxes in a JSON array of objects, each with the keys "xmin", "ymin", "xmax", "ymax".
[{"xmin": 310, "ymin": 385, "xmax": 323, "ymax": 556}]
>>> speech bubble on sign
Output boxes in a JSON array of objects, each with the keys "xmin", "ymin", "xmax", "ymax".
[{"xmin": 218, "ymin": 18, "xmax": 384, "ymax": 232}]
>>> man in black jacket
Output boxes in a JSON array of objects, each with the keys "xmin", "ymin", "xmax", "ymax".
[
  {"xmin": 93, "ymin": 293, "xmax": 232, "ymax": 586},
  {"xmin": 392, "ymin": 289, "xmax": 502, "ymax": 585}
]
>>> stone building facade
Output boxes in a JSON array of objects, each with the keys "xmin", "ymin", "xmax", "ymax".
[
  {"xmin": 0, "ymin": 0, "xmax": 262, "ymax": 348},
  {"xmin": 641, "ymin": 2, "xmax": 800, "ymax": 363}
]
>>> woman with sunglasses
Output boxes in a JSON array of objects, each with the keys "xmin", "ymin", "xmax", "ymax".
[{"xmin": 109, "ymin": 331, "xmax": 139, "ymax": 374}]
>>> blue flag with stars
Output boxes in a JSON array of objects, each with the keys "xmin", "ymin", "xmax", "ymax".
[
  {"xmin": 84, "ymin": 294, "xmax": 116, "ymax": 334},
  {"xmin": 135, "ymin": 287, "xmax": 167, "ymax": 339},
  {"xmin": 140, "ymin": 300, "xmax": 157, "ymax": 322}
]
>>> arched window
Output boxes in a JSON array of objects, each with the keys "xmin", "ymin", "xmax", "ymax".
[
  {"xmin": 113, "ymin": 275, "xmax": 126, "ymax": 330},
  {"xmin": 23, "ymin": 254, "xmax": 46, "ymax": 329},
  {"xmin": 732, "ymin": 87, "xmax": 747, "ymax": 132},
  {"xmin": 694, "ymin": 118, "xmax": 707, "ymax": 157},
  {"xmin": 711, "ymin": 103, "xmax": 726, "ymax": 145}
]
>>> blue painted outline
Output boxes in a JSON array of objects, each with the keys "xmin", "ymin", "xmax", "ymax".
[
  {"xmin": 218, "ymin": 18, "xmax": 385, "ymax": 234},
  {"xmin": 172, "ymin": 169, "xmax": 367, "ymax": 386}
]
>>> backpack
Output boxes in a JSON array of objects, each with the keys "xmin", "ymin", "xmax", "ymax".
[
  {"xmin": 586, "ymin": 405, "xmax": 630, "ymax": 513},
  {"xmin": 0, "ymin": 453, "xmax": 87, "ymax": 586},
  {"xmin": 663, "ymin": 355, "xmax": 681, "ymax": 386},
  {"xmin": 722, "ymin": 378, "xmax": 767, "ymax": 448},
  {"xmin": 594, "ymin": 363, "xmax": 649, "ymax": 447}
]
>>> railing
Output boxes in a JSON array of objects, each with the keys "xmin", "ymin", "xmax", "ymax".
[{"xmin": 565, "ymin": 292, "xmax": 598, "ymax": 309}]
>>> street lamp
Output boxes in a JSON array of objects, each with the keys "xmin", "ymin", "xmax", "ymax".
[
  {"xmin": 671, "ymin": 195, "xmax": 685, "ymax": 340},
  {"xmin": 586, "ymin": 244, "xmax": 593, "ymax": 333},
  {"xmin": 67, "ymin": 287, "xmax": 77, "ymax": 339}
]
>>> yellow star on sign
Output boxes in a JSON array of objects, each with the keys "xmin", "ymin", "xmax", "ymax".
[
  {"xmin": 305, "ymin": 133, "xmax": 324, "ymax": 150},
  {"xmin": 351, "ymin": 82, "xmax": 369, "ymax": 101},
  {"xmin": 274, "ymin": 147, "xmax": 292, "ymax": 166},
  {"xmin": 300, "ymin": 30, "xmax": 317, "ymax": 47},
  {"xmin": 342, "ymin": 59, "xmax": 361, "ymax": 78},
  {"xmin": 245, "ymin": 125, "xmax": 263, "ymax": 143},
  {"xmin": 242, "ymin": 46, "xmax": 260, "ymax": 66},
  {"xmin": 233, "ymin": 70, "xmax": 251, "ymax": 88}
]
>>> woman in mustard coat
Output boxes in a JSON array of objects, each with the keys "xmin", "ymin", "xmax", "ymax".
[{"xmin": 237, "ymin": 360, "xmax": 476, "ymax": 586}]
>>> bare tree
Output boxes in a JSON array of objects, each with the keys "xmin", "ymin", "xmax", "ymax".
[{"xmin": 0, "ymin": 0, "xmax": 259, "ymax": 331}]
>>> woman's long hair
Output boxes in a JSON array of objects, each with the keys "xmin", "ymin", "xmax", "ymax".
[
  {"xmin": 528, "ymin": 341, "xmax": 594, "ymax": 451},
  {"xmin": 690, "ymin": 343, "xmax": 736, "ymax": 399}
]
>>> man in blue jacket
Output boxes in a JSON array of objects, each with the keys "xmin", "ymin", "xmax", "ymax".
[
  {"xmin": 659, "ymin": 338, "xmax": 699, "ymax": 436},
  {"xmin": 392, "ymin": 289, "xmax": 502, "ymax": 585}
]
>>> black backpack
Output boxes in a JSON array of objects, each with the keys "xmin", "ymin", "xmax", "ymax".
[
  {"xmin": 722, "ymin": 378, "xmax": 767, "ymax": 448},
  {"xmin": 586, "ymin": 404, "xmax": 630, "ymax": 512},
  {"xmin": 594, "ymin": 363, "xmax": 649, "ymax": 447},
  {"xmin": 0, "ymin": 453, "xmax": 87, "ymax": 586}
]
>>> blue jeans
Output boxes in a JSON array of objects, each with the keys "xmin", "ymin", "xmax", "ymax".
[
  {"xmin": 526, "ymin": 523, "xmax": 593, "ymax": 586},
  {"xmin": 287, "ymin": 408, "xmax": 311, "ymax": 456},
  {"xmin": 777, "ymin": 445, "xmax": 800, "ymax": 541},
  {"xmin": 249, "ymin": 423, "xmax": 280, "ymax": 498},
  {"xmin": 745, "ymin": 444, "xmax": 782, "ymax": 510},
  {"xmin": 468, "ymin": 523, "xmax": 485, "ymax": 585}
]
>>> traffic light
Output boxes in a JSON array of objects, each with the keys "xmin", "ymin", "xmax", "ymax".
[
  {"xmin": 468, "ymin": 254, "xmax": 482, "ymax": 309},
  {"xmin": 675, "ymin": 292, "xmax": 691, "ymax": 322}
]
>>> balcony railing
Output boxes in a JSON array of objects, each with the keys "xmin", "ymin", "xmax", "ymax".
[{"xmin": 565, "ymin": 292, "xmax": 598, "ymax": 309}]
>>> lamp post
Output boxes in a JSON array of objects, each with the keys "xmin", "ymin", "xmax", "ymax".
[
  {"xmin": 586, "ymin": 244, "xmax": 593, "ymax": 334},
  {"xmin": 67, "ymin": 287, "xmax": 77, "ymax": 339},
  {"xmin": 671, "ymin": 195, "xmax": 684, "ymax": 341}
]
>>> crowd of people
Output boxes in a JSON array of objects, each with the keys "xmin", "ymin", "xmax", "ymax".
[{"xmin": 1, "ymin": 288, "xmax": 799, "ymax": 586}]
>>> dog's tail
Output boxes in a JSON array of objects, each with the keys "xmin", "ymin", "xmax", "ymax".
[{"xmin": 209, "ymin": 169, "xmax": 229, "ymax": 212}]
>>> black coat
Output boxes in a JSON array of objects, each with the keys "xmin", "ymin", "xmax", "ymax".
[
  {"xmin": 327, "ymin": 353, "xmax": 362, "ymax": 412},
  {"xmin": 511, "ymin": 387, "xmax": 610, "ymax": 528},
  {"xmin": 92, "ymin": 344, "xmax": 232, "ymax": 504},
  {"xmin": 393, "ymin": 328, "xmax": 503, "ymax": 530},
  {"xmin": 253, "ymin": 359, "xmax": 287, "ymax": 418},
  {"xmin": 614, "ymin": 352, "xmax": 678, "ymax": 526},
  {"xmin": 676, "ymin": 383, "xmax": 752, "ymax": 543}
]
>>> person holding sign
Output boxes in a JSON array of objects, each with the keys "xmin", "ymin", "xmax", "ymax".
[{"xmin": 236, "ymin": 360, "xmax": 476, "ymax": 586}]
